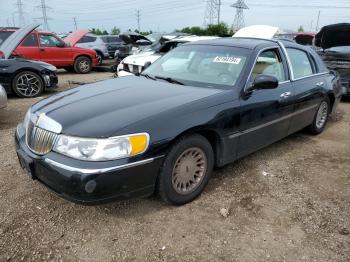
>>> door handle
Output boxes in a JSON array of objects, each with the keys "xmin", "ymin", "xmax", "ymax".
[
  {"xmin": 316, "ymin": 82, "xmax": 324, "ymax": 87},
  {"xmin": 39, "ymin": 48, "xmax": 45, "ymax": 51},
  {"xmin": 280, "ymin": 92, "xmax": 292, "ymax": 99}
]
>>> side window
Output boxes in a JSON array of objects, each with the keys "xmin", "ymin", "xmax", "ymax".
[
  {"xmin": 40, "ymin": 34, "xmax": 62, "ymax": 47},
  {"xmin": 77, "ymin": 36, "xmax": 97, "ymax": 43},
  {"xmin": 21, "ymin": 33, "xmax": 38, "ymax": 47},
  {"xmin": 252, "ymin": 49, "xmax": 287, "ymax": 82},
  {"xmin": 286, "ymin": 48, "xmax": 313, "ymax": 79}
]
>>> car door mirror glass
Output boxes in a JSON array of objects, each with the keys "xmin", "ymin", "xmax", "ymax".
[{"xmin": 246, "ymin": 74, "xmax": 279, "ymax": 92}]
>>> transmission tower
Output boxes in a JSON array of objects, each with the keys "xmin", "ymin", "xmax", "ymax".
[
  {"xmin": 231, "ymin": 0, "xmax": 249, "ymax": 31},
  {"xmin": 136, "ymin": 10, "xmax": 141, "ymax": 32},
  {"xmin": 37, "ymin": 0, "xmax": 51, "ymax": 31},
  {"xmin": 16, "ymin": 0, "xmax": 25, "ymax": 27},
  {"xmin": 203, "ymin": 0, "xmax": 221, "ymax": 26}
]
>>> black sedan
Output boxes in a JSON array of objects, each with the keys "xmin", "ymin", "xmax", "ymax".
[
  {"xmin": 0, "ymin": 58, "xmax": 58, "ymax": 98},
  {"xmin": 15, "ymin": 38, "xmax": 343, "ymax": 205}
]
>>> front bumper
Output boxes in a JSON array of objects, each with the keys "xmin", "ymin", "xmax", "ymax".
[
  {"xmin": 0, "ymin": 84, "xmax": 7, "ymax": 109},
  {"xmin": 42, "ymin": 71, "xmax": 58, "ymax": 89},
  {"xmin": 15, "ymin": 124, "xmax": 163, "ymax": 204}
]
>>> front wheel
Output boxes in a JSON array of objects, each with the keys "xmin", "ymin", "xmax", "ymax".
[
  {"xmin": 74, "ymin": 56, "xmax": 92, "ymax": 74},
  {"xmin": 157, "ymin": 135, "xmax": 214, "ymax": 205},
  {"xmin": 12, "ymin": 71, "xmax": 44, "ymax": 98},
  {"xmin": 308, "ymin": 98, "xmax": 330, "ymax": 134}
]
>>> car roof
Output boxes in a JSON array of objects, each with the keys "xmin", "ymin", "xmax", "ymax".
[{"xmin": 183, "ymin": 37, "xmax": 280, "ymax": 49}]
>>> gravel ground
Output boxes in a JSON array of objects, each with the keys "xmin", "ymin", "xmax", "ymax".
[{"xmin": 0, "ymin": 70, "xmax": 349, "ymax": 261}]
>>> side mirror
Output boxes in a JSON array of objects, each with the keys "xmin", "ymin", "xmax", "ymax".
[
  {"xmin": 143, "ymin": 61, "xmax": 152, "ymax": 71},
  {"xmin": 246, "ymin": 74, "xmax": 279, "ymax": 93},
  {"xmin": 56, "ymin": 42, "xmax": 65, "ymax": 48}
]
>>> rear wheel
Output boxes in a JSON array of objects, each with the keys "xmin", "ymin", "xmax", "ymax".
[
  {"xmin": 308, "ymin": 97, "xmax": 330, "ymax": 134},
  {"xmin": 74, "ymin": 56, "xmax": 92, "ymax": 74},
  {"xmin": 12, "ymin": 71, "xmax": 44, "ymax": 98},
  {"xmin": 157, "ymin": 135, "xmax": 214, "ymax": 205}
]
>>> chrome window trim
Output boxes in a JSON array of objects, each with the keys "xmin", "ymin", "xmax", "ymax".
[
  {"xmin": 279, "ymin": 43, "xmax": 329, "ymax": 81},
  {"xmin": 244, "ymin": 45, "xmax": 290, "ymax": 93},
  {"xmin": 44, "ymin": 156, "xmax": 163, "ymax": 175}
]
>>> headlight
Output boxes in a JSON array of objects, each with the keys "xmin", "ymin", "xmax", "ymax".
[{"xmin": 53, "ymin": 133, "xmax": 150, "ymax": 161}]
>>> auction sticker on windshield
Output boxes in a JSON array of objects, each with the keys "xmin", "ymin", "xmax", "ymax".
[{"xmin": 213, "ymin": 56, "xmax": 242, "ymax": 64}]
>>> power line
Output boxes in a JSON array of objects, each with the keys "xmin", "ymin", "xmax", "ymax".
[
  {"xmin": 37, "ymin": 0, "xmax": 52, "ymax": 31},
  {"xmin": 231, "ymin": 0, "xmax": 249, "ymax": 31},
  {"xmin": 15, "ymin": 0, "xmax": 25, "ymax": 27},
  {"xmin": 136, "ymin": 9, "xmax": 141, "ymax": 31},
  {"xmin": 204, "ymin": 0, "xmax": 221, "ymax": 26},
  {"xmin": 73, "ymin": 17, "xmax": 78, "ymax": 31}
]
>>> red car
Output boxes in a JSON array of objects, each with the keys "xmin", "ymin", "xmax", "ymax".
[{"xmin": 5, "ymin": 25, "xmax": 98, "ymax": 74}]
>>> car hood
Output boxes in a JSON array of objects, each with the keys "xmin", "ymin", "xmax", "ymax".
[
  {"xmin": 123, "ymin": 52, "xmax": 161, "ymax": 66},
  {"xmin": 119, "ymin": 33, "xmax": 152, "ymax": 45},
  {"xmin": 64, "ymin": 29, "xmax": 89, "ymax": 46},
  {"xmin": 0, "ymin": 23, "xmax": 40, "ymax": 59},
  {"xmin": 315, "ymin": 23, "xmax": 350, "ymax": 49},
  {"xmin": 32, "ymin": 76, "xmax": 224, "ymax": 137}
]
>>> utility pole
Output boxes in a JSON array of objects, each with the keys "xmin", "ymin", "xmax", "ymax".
[
  {"xmin": 16, "ymin": 0, "xmax": 25, "ymax": 27},
  {"xmin": 12, "ymin": 13, "xmax": 16, "ymax": 27},
  {"xmin": 203, "ymin": 0, "xmax": 221, "ymax": 26},
  {"xmin": 37, "ymin": 0, "xmax": 51, "ymax": 31},
  {"xmin": 73, "ymin": 17, "xmax": 78, "ymax": 31},
  {"xmin": 136, "ymin": 9, "xmax": 141, "ymax": 32},
  {"xmin": 231, "ymin": 0, "xmax": 249, "ymax": 31},
  {"xmin": 316, "ymin": 10, "xmax": 321, "ymax": 31}
]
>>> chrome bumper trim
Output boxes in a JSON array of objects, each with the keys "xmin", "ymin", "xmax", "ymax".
[{"xmin": 44, "ymin": 156, "xmax": 163, "ymax": 175}]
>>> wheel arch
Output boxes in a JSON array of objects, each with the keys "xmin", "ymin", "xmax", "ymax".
[
  {"xmin": 11, "ymin": 68, "xmax": 45, "ymax": 92},
  {"xmin": 168, "ymin": 127, "xmax": 224, "ymax": 168}
]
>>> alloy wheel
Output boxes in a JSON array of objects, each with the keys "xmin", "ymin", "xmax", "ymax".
[
  {"xmin": 79, "ymin": 60, "xmax": 90, "ymax": 73},
  {"xmin": 16, "ymin": 73, "xmax": 42, "ymax": 97},
  {"xmin": 316, "ymin": 101, "xmax": 328, "ymax": 129},
  {"xmin": 171, "ymin": 147, "xmax": 208, "ymax": 195}
]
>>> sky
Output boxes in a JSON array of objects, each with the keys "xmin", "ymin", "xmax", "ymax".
[{"xmin": 0, "ymin": 0, "xmax": 349, "ymax": 34}]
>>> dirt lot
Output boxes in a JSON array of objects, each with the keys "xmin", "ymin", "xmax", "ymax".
[{"xmin": 0, "ymin": 70, "xmax": 349, "ymax": 262}]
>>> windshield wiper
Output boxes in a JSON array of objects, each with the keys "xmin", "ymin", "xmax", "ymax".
[
  {"xmin": 154, "ymin": 76, "xmax": 184, "ymax": 85},
  {"xmin": 139, "ymin": 73, "xmax": 157, "ymax": 80}
]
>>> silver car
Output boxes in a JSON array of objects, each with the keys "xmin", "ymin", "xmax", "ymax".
[
  {"xmin": 75, "ymin": 34, "xmax": 110, "ymax": 65},
  {"xmin": 0, "ymin": 84, "xmax": 7, "ymax": 109}
]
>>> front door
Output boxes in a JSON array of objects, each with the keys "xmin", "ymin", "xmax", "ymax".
[
  {"xmin": 38, "ymin": 33, "xmax": 72, "ymax": 66},
  {"xmin": 237, "ymin": 48, "xmax": 294, "ymax": 158}
]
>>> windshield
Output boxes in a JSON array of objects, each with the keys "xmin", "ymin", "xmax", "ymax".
[
  {"xmin": 143, "ymin": 44, "xmax": 249, "ymax": 89},
  {"xmin": 326, "ymin": 46, "xmax": 350, "ymax": 53}
]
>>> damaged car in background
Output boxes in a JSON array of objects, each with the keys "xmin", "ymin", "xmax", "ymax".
[
  {"xmin": 15, "ymin": 37, "xmax": 342, "ymax": 205},
  {"xmin": 116, "ymin": 36, "xmax": 218, "ymax": 77},
  {"xmin": 5, "ymin": 24, "xmax": 98, "ymax": 74},
  {"xmin": 316, "ymin": 23, "xmax": 350, "ymax": 97},
  {"xmin": 114, "ymin": 32, "xmax": 152, "ymax": 62},
  {"xmin": 0, "ymin": 24, "xmax": 58, "ymax": 98}
]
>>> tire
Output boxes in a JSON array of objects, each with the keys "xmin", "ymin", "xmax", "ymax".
[
  {"xmin": 308, "ymin": 97, "xmax": 330, "ymax": 135},
  {"xmin": 95, "ymin": 51, "xmax": 103, "ymax": 66},
  {"xmin": 157, "ymin": 134, "xmax": 214, "ymax": 205},
  {"xmin": 12, "ymin": 71, "xmax": 44, "ymax": 98},
  {"xmin": 74, "ymin": 56, "xmax": 92, "ymax": 74}
]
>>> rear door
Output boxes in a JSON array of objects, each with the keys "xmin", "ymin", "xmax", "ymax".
[
  {"xmin": 286, "ymin": 47, "xmax": 325, "ymax": 134},
  {"xmin": 15, "ymin": 33, "xmax": 41, "ymax": 60},
  {"xmin": 38, "ymin": 33, "xmax": 72, "ymax": 66},
  {"xmin": 237, "ymin": 47, "xmax": 294, "ymax": 158}
]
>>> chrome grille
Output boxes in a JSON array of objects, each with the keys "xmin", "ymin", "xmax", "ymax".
[{"xmin": 26, "ymin": 121, "xmax": 59, "ymax": 155}]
